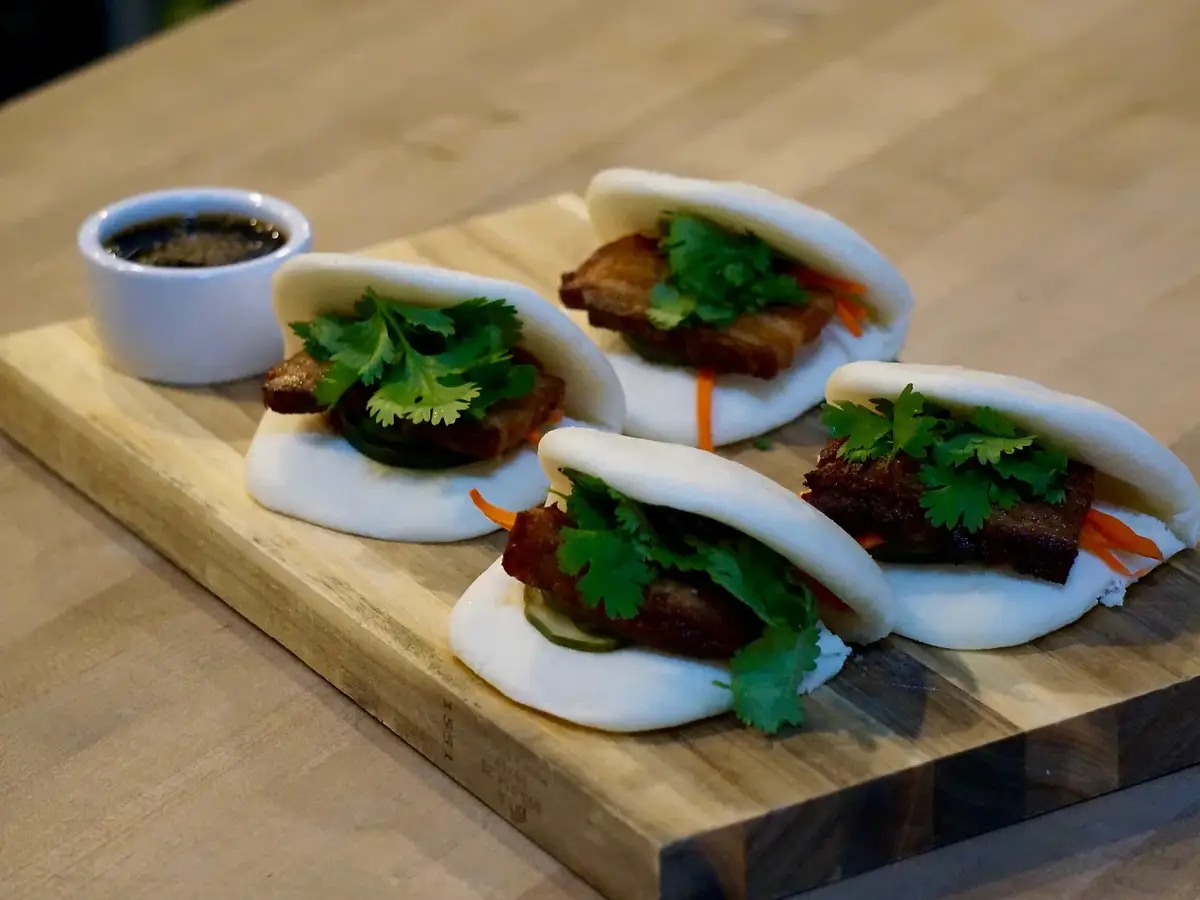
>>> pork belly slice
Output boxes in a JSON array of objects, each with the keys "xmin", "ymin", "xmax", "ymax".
[
  {"xmin": 262, "ymin": 349, "xmax": 564, "ymax": 461},
  {"xmin": 559, "ymin": 234, "xmax": 836, "ymax": 380},
  {"xmin": 502, "ymin": 504, "xmax": 764, "ymax": 658},
  {"xmin": 802, "ymin": 438, "xmax": 1095, "ymax": 584}
]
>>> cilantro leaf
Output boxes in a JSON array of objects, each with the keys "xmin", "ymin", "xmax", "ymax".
[
  {"xmin": 819, "ymin": 381, "xmax": 1071, "ymax": 533},
  {"xmin": 992, "ymin": 447, "xmax": 1069, "ymax": 500},
  {"xmin": 1042, "ymin": 485, "xmax": 1068, "ymax": 505},
  {"xmin": 464, "ymin": 363, "xmax": 538, "ymax": 419},
  {"xmin": 970, "ymin": 406, "xmax": 1019, "ymax": 437},
  {"xmin": 889, "ymin": 384, "xmax": 940, "ymax": 459},
  {"xmin": 556, "ymin": 528, "xmax": 655, "ymax": 619},
  {"xmin": 445, "ymin": 298, "xmax": 521, "ymax": 348},
  {"xmin": 646, "ymin": 283, "xmax": 696, "ymax": 330},
  {"xmin": 933, "ymin": 432, "xmax": 1034, "ymax": 468},
  {"xmin": 572, "ymin": 474, "xmax": 819, "ymax": 633},
  {"xmin": 434, "ymin": 332, "xmax": 510, "ymax": 374},
  {"xmin": 872, "ymin": 398, "xmax": 896, "ymax": 420},
  {"xmin": 334, "ymin": 313, "xmax": 396, "ymax": 385},
  {"xmin": 991, "ymin": 481, "xmax": 1022, "ymax": 510},
  {"xmin": 289, "ymin": 321, "xmax": 325, "ymax": 360},
  {"xmin": 366, "ymin": 353, "xmax": 479, "ymax": 426},
  {"xmin": 918, "ymin": 464, "xmax": 995, "ymax": 532},
  {"xmin": 292, "ymin": 287, "xmax": 537, "ymax": 433},
  {"xmin": 562, "ymin": 471, "xmax": 618, "ymax": 531},
  {"xmin": 555, "ymin": 470, "xmax": 659, "ymax": 619},
  {"xmin": 757, "ymin": 271, "xmax": 814, "ymax": 304},
  {"xmin": 968, "ymin": 435, "xmax": 1035, "ymax": 466},
  {"xmin": 722, "ymin": 625, "xmax": 821, "ymax": 734},
  {"xmin": 291, "ymin": 315, "xmax": 353, "ymax": 362},
  {"xmin": 700, "ymin": 537, "xmax": 815, "ymax": 631},
  {"xmin": 647, "ymin": 213, "xmax": 810, "ymax": 332},
  {"xmin": 552, "ymin": 468, "xmax": 826, "ymax": 733},
  {"xmin": 610, "ymin": 496, "xmax": 654, "ymax": 540},
  {"xmin": 312, "ymin": 360, "xmax": 361, "ymax": 408},
  {"xmin": 371, "ymin": 293, "xmax": 454, "ymax": 337},
  {"xmin": 820, "ymin": 401, "xmax": 892, "ymax": 459}
]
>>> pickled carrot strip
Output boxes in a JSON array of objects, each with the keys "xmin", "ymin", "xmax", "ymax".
[
  {"xmin": 1079, "ymin": 526, "xmax": 1133, "ymax": 576},
  {"xmin": 798, "ymin": 570, "xmax": 850, "ymax": 612},
  {"xmin": 835, "ymin": 298, "xmax": 865, "ymax": 337},
  {"xmin": 857, "ymin": 533, "xmax": 886, "ymax": 550},
  {"xmin": 469, "ymin": 488, "xmax": 516, "ymax": 530},
  {"xmin": 696, "ymin": 369, "xmax": 716, "ymax": 452},
  {"xmin": 792, "ymin": 266, "xmax": 867, "ymax": 296},
  {"xmin": 848, "ymin": 296, "xmax": 872, "ymax": 323},
  {"xmin": 527, "ymin": 410, "xmax": 565, "ymax": 446},
  {"xmin": 1084, "ymin": 508, "xmax": 1162, "ymax": 560}
]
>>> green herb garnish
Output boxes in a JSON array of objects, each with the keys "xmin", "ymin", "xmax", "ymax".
[
  {"xmin": 646, "ymin": 213, "xmax": 811, "ymax": 331},
  {"xmin": 820, "ymin": 384, "xmax": 1069, "ymax": 532},
  {"xmin": 555, "ymin": 469, "xmax": 821, "ymax": 734},
  {"xmin": 290, "ymin": 288, "xmax": 535, "ymax": 427}
]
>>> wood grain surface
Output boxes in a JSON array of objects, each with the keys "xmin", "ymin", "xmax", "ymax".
[
  {"xmin": 3, "ymin": 0, "xmax": 1200, "ymax": 898},
  {"xmin": 5, "ymin": 192, "xmax": 1200, "ymax": 899}
]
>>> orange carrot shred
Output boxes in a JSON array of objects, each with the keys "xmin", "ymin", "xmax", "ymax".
[
  {"xmin": 792, "ymin": 266, "xmax": 867, "ymax": 296},
  {"xmin": 469, "ymin": 488, "xmax": 516, "ymax": 531},
  {"xmin": 835, "ymin": 298, "xmax": 864, "ymax": 338},
  {"xmin": 847, "ymin": 297, "xmax": 871, "ymax": 323},
  {"xmin": 857, "ymin": 533, "xmax": 886, "ymax": 550},
  {"xmin": 696, "ymin": 369, "xmax": 716, "ymax": 452},
  {"xmin": 797, "ymin": 571, "xmax": 850, "ymax": 612},
  {"xmin": 526, "ymin": 410, "xmax": 565, "ymax": 447},
  {"xmin": 1079, "ymin": 527, "xmax": 1134, "ymax": 576},
  {"xmin": 1084, "ymin": 508, "xmax": 1163, "ymax": 560}
]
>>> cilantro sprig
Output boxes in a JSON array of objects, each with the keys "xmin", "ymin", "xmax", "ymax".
[
  {"xmin": 646, "ymin": 213, "xmax": 811, "ymax": 331},
  {"xmin": 291, "ymin": 288, "xmax": 536, "ymax": 428},
  {"xmin": 555, "ymin": 470, "xmax": 822, "ymax": 734},
  {"xmin": 820, "ymin": 385, "xmax": 1069, "ymax": 532}
]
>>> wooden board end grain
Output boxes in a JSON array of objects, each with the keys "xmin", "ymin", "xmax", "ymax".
[{"xmin": 4, "ymin": 195, "xmax": 1200, "ymax": 900}]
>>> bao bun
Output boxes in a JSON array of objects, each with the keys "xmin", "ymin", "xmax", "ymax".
[
  {"xmin": 571, "ymin": 168, "xmax": 915, "ymax": 447},
  {"xmin": 244, "ymin": 253, "xmax": 625, "ymax": 542},
  {"xmin": 448, "ymin": 427, "xmax": 899, "ymax": 732},
  {"xmin": 823, "ymin": 361, "xmax": 1200, "ymax": 649}
]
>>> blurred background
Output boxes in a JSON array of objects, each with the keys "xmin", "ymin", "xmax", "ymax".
[{"xmin": 0, "ymin": 0, "xmax": 233, "ymax": 102}]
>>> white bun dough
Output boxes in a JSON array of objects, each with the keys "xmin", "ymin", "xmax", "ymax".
[
  {"xmin": 451, "ymin": 427, "xmax": 902, "ymax": 734},
  {"xmin": 449, "ymin": 427, "xmax": 901, "ymax": 732},
  {"xmin": 244, "ymin": 253, "xmax": 625, "ymax": 542},
  {"xmin": 245, "ymin": 411, "xmax": 591, "ymax": 542},
  {"xmin": 448, "ymin": 559, "xmax": 851, "ymax": 733},
  {"xmin": 885, "ymin": 503, "xmax": 1184, "ymax": 650},
  {"xmin": 580, "ymin": 168, "xmax": 915, "ymax": 446},
  {"xmin": 826, "ymin": 361, "xmax": 1200, "ymax": 546},
  {"xmin": 823, "ymin": 361, "xmax": 1200, "ymax": 648}
]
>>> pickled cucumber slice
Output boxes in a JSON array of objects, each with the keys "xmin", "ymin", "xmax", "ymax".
[
  {"xmin": 330, "ymin": 401, "xmax": 476, "ymax": 471},
  {"xmin": 523, "ymin": 585, "xmax": 624, "ymax": 653}
]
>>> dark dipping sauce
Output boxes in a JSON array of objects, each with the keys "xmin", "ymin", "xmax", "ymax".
[{"xmin": 103, "ymin": 213, "xmax": 288, "ymax": 268}]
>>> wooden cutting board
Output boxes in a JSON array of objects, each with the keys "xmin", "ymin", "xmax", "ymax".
[{"xmin": 3, "ymin": 194, "xmax": 1200, "ymax": 900}]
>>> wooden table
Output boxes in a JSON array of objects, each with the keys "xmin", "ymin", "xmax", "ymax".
[{"xmin": 3, "ymin": 1, "xmax": 1200, "ymax": 897}]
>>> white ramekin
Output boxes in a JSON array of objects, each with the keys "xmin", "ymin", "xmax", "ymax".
[{"xmin": 77, "ymin": 187, "xmax": 313, "ymax": 385}]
